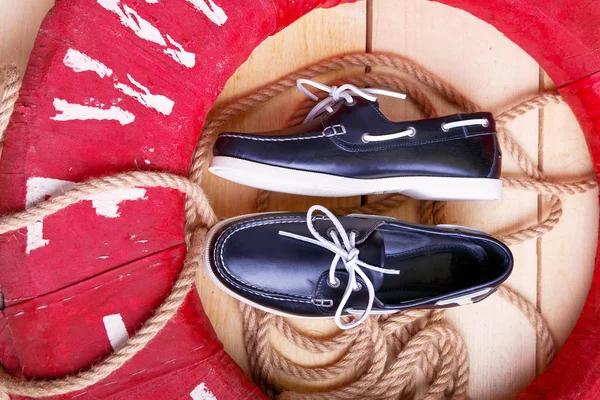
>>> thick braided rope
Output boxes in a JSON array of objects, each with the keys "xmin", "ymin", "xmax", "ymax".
[
  {"xmin": 0, "ymin": 65, "xmax": 21, "ymax": 159},
  {"xmin": 193, "ymin": 53, "xmax": 597, "ymax": 398}
]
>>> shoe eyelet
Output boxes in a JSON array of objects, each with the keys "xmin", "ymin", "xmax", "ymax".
[
  {"xmin": 346, "ymin": 99, "xmax": 357, "ymax": 107},
  {"xmin": 361, "ymin": 133, "xmax": 370, "ymax": 143},
  {"xmin": 407, "ymin": 127, "xmax": 417, "ymax": 137},
  {"xmin": 347, "ymin": 229, "xmax": 359, "ymax": 237},
  {"xmin": 441, "ymin": 123, "xmax": 449, "ymax": 132},
  {"xmin": 328, "ymin": 278, "xmax": 341, "ymax": 289},
  {"xmin": 326, "ymin": 227, "xmax": 336, "ymax": 238},
  {"xmin": 353, "ymin": 282, "xmax": 363, "ymax": 292},
  {"xmin": 482, "ymin": 119, "xmax": 490, "ymax": 127}
]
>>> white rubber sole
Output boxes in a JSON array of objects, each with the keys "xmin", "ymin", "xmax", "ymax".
[{"xmin": 209, "ymin": 156, "xmax": 503, "ymax": 200}]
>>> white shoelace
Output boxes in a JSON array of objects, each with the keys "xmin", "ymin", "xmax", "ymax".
[
  {"xmin": 297, "ymin": 78, "xmax": 407, "ymax": 123},
  {"xmin": 278, "ymin": 205, "xmax": 400, "ymax": 330},
  {"xmin": 297, "ymin": 78, "xmax": 490, "ymax": 141}
]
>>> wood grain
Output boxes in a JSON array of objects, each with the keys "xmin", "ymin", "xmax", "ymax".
[
  {"xmin": 538, "ymin": 72, "xmax": 598, "ymax": 370},
  {"xmin": 371, "ymin": 1, "xmax": 541, "ymax": 398},
  {"xmin": 0, "ymin": 0, "xmax": 54, "ymax": 69}
]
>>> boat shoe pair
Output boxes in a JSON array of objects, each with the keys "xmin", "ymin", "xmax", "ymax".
[{"xmin": 204, "ymin": 79, "xmax": 513, "ymax": 329}]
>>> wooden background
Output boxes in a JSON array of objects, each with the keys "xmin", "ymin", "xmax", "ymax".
[{"xmin": 1, "ymin": 0, "xmax": 597, "ymax": 399}]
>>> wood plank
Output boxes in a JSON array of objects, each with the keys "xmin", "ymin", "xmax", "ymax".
[
  {"xmin": 0, "ymin": 0, "xmax": 54, "ymax": 69},
  {"xmin": 539, "ymin": 73, "xmax": 598, "ymax": 364},
  {"xmin": 371, "ymin": 1, "xmax": 540, "ymax": 398},
  {"xmin": 197, "ymin": 2, "xmax": 367, "ymax": 374}
]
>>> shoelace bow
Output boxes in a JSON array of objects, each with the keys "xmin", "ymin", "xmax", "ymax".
[
  {"xmin": 279, "ymin": 205, "xmax": 400, "ymax": 330},
  {"xmin": 297, "ymin": 78, "xmax": 407, "ymax": 123},
  {"xmin": 296, "ymin": 78, "xmax": 490, "ymax": 139}
]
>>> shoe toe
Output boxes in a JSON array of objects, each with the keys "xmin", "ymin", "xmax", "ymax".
[{"xmin": 208, "ymin": 215, "xmax": 322, "ymax": 300}]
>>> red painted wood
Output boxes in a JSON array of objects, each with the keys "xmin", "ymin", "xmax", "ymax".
[{"xmin": 0, "ymin": 0, "xmax": 599, "ymax": 398}]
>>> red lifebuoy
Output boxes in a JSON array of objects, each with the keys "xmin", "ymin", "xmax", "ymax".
[{"xmin": 0, "ymin": 0, "xmax": 597, "ymax": 399}]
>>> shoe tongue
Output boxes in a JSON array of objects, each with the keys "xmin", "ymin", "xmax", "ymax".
[{"xmin": 313, "ymin": 216, "xmax": 386, "ymax": 290}]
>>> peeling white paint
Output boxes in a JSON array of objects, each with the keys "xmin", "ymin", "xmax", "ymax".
[
  {"xmin": 25, "ymin": 177, "xmax": 73, "ymax": 254},
  {"xmin": 26, "ymin": 221, "xmax": 49, "ymax": 254},
  {"xmin": 164, "ymin": 34, "xmax": 196, "ymax": 68},
  {"xmin": 144, "ymin": 160, "xmax": 151, "ymax": 164},
  {"xmin": 89, "ymin": 187, "xmax": 147, "ymax": 218},
  {"xmin": 63, "ymin": 49, "xmax": 113, "ymax": 78},
  {"xmin": 98, "ymin": 0, "xmax": 165, "ymax": 45},
  {"xmin": 24, "ymin": 177, "xmax": 148, "ymax": 253},
  {"xmin": 103, "ymin": 314, "xmax": 129, "ymax": 350},
  {"xmin": 51, "ymin": 99, "xmax": 135, "ymax": 125},
  {"xmin": 115, "ymin": 74, "xmax": 174, "ymax": 115},
  {"xmin": 63, "ymin": 49, "xmax": 175, "ymax": 115},
  {"xmin": 190, "ymin": 383, "xmax": 217, "ymax": 400},
  {"xmin": 186, "ymin": 0, "xmax": 227, "ymax": 26},
  {"xmin": 98, "ymin": 0, "xmax": 196, "ymax": 67}
]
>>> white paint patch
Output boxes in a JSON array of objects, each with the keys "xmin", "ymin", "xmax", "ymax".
[
  {"xmin": 25, "ymin": 177, "xmax": 74, "ymax": 254},
  {"xmin": 52, "ymin": 99, "xmax": 135, "ymax": 125},
  {"xmin": 145, "ymin": 0, "xmax": 159, "ymax": 3},
  {"xmin": 26, "ymin": 221, "xmax": 49, "ymax": 254},
  {"xmin": 98, "ymin": 0, "xmax": 196, "ymax": 68},
  {"xmin": 98, "ymin": 0, "xmax": 165, "ymax": 45},
  {"xmin": 164, "ymin": 35, "xmax": 196, "ymax": 68},
  {"xmin": 24, "ymin": 177, "xmax": 148, "ymax": 253},
  {"xmin": 115, "ymin": 74, "xmax": 174, "ymax": 115},
  {"xmin": 63, "ymin": 49, "xmax": 175, "ymax": 115},
  {"xmin": 186, "ymin": 0, "xmax": 227, "ymax": 26},
  {"xmin": 63, "ymin": 49, "xmax": 113, "ymax": 78},
  {"xmin": 89, "ymin": 187, "xmax": 147, "ymax": 218},
  {"xmin": 190, "ymin": 383, "xmax": 217, "ymax": 400},
  {"xmin": 103, "ymin": 314, "xmax": 129, "ymax": 350}
]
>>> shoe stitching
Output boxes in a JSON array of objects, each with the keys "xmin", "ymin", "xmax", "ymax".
[
  {"xmin": 214, "ymin": 217, "xmax": 313, "ymax": 303},
  {"xmin": 219, "ymin": 124, "xmax": 346, "ymax": 142},
  {"xmin": 330, "ymin": 131, "xmax": 495, "ymax": 152}
]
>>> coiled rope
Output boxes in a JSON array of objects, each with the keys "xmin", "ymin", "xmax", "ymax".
[{"xmin": 0, "ymin": 53, "xmax": 596, "ymax": 398}]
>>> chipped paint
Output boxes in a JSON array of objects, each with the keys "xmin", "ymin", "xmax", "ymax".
[
  {"xmin": 115, "ymin": 74, "xmax": 174, "ymax": 115},
  {"xmin": 51, "ymin": 99, "xmax": 135, "ymax": 125},
  {"xmin": 25, "ymin": 177, "xmax": 148, "ymax": 253},
  {"xmin": 63, "ymin": 49, "xmax": 113, "ymax": 78},
  {"xmin": 97, "ymin": 0, "xmax": 196, "ymax": 67},
  {"xmin": 190, "ymin": 383, "xmax": 217, "ymax": 400},
  {"xmin": 186, "ymin": 0, "xmax": 227, "ymax": 26},
  {"xmin": 102, "ymin": 314, "xmax": 129, "ymax": 350}
]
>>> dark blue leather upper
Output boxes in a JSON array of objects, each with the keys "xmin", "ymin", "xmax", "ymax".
[
  {"xmin": 207, "ymin": 213, "xmax": 513, "ymax": 317},
  {"xmin": 213, "ymin": 99, "xmax": 501, "ymax": 179}
]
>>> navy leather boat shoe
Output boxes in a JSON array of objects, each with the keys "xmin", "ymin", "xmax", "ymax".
[
  {"xmin": 210, "ymin": 79, "xmax": 503, "ymax": 200},
  {"xmin": 204, "ymin": 206, "xmax": 513, "ymax": 329}
]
